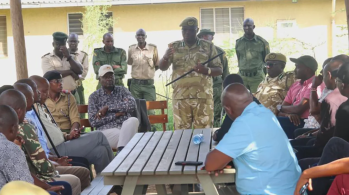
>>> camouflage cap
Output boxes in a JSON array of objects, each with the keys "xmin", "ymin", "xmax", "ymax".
[
  {"xmin": 52, "ymin": 32, "xmax": 68, "ymax": 42},
  {"xmin": 180, "ymin": 17, "xmax": 198, "ymax": 27},
  {"xmin": 265, "ymin": 53, "xmax": 287, "ymax": 63},
  {"xmin": 197, "ymin": 29, "xmax": 215, "ymax": 37},
  {"xmin": 290, "ymin": 55, "xmax": 318, "ymax": 72}
]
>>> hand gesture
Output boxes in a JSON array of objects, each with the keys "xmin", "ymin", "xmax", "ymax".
[
  {"xmin": 68, "ymin": 128, "xmax": 80, "ymax": 140},
  {"xmin": 194, "ymin": 63, "xmax": 208, "ymax": 75},
  {"xmin": 47, "ymin": 185, "xmax": 64, "ymax": 195},
  {"xmin": 112, "ymin": 65, "xmax": 121, "ymax": 69},
  {"xmin": 200, "ymin": 165, "xmax": 232, "ymax": 177},
  {"xmin": 56, "ymin": 156, "xmax": 72, "ymax": 166},
  {"xmin": 287, "ymin": 114, "xmax": 301, "ymax": 126},
  {"xmin": 163, "ymin": 47, "xmax": 174, "ymax": 60},
  {"xmin": 59, "ymin": 45, "xmax": 70, "ymax": 58},
  {"xmin": 312, "ymin": 75, "xmax": 323, "ymax": 88},
  {"xmin": 294, "ymin": 177, "xmax": 312, "ymax": 195}
]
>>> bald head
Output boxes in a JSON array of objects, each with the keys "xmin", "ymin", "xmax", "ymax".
[
  {"xmin": 0, "ymin": 105, "xmax": 19, "ymax": 141},
  {"xmin": 222, "ymin": 83, "xmax": 253, "ymax": 120},
  {"xmin": 136, "ymin": 29, "xmax": 146, "ymax": 35},
  {"xmin": 0, "ymin": 89, "xmax": 26, "ymax": 123},
  {"xmin": 30, "ymin": 75, "xmax": 49, "ymax": 104},
  {"xmin": 0, "ymin": 85, "xmax": 14, "ymax": 95},
  {"xmin": 13, "ymin": 83, "xmax": 34, "ymax": 111},
  {"xmin": 243, "ymin": 18, "xmax": 254, "ymax": 25},
  {"xmin": 15, "ymin": 79, "xmax": 40, "ymax": 103},
  {"xmin": 103, "ymin": 33, "xmax": 113, "ymax": 40},
  {"xmin": 68, "ymin": 33, "xmax": 78, "ymax": 40}
]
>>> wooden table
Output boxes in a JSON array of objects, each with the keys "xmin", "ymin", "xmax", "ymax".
[{"xmin": 101, "ymin": 129, "xmax": 235, "ymax": 195}]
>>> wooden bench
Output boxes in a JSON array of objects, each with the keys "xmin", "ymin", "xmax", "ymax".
[
  {"xmin": 81, "ymin": 175, "xmax": 114, "ymax": 195},
  {"xmin": 77, "ymin": 105, "xmax": 93, "ymax": 130}
]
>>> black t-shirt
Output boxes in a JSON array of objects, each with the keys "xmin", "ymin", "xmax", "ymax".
[
  {"xmin": 214, "ymin": 96, "xmax": 260, "ymax": 142},
  {"xmin": 334, "ymin": 99, "xmax": 349, "ymax": 142}
]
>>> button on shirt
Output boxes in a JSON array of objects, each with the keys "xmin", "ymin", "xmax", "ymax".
[
  {"xmin": 41, "ymin": 52, "xmax": 78, "ymax": 91},
  {"xmin": 0, "ymin": 133, "xmax": 34, "ymax": 189},
  {"xmin": 88, "ymin": 86, "xmax": 136, "ymax": 130},
  {"xmin": 128, "ymin": 43, "xmax": 159, "ymax": 80},
  {"xmin": 216, "ymin": 102, "xmax": 301, "ymax": 195},
  {"xmin": 284, "ymin": 75, "xmax": 325, "ymax": 119}
]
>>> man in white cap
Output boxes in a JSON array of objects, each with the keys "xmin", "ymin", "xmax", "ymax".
[{"xmin": 88, "ymin": 65, "xmax": 139, "ymax": 152}]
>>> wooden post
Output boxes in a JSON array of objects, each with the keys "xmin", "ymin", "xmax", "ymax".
[
  {"xmin": 10, "ymin": 0, "xmax": 28, "ymax": 80},
  {"xmin": 345, "ymin": 0, "xmax": 349, "ymax": 51}
]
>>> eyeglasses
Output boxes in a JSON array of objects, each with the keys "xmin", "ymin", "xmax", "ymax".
[
  {"xmin": 50, "ymin": 79, "xmax": 63, "ymax": 84},
  {"xmin": 265, "ymin": 62, "xmax": 277, "ymax": 68}
]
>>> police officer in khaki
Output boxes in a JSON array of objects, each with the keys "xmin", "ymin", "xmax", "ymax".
[
  {"xmin": 41, "ymin": 32, "xmax": 83, "ymax": 104},
  {"xmin": 159, "ymin": 17, "xmax": 222, "ymax": 130},
  {"xmin": 197, "ymin": 29, "xmax": 230, "ymax": 127},
  {"xmin": 93, "ymin": 33, "xmax": 127, "ymax": 89},
  {"xmin": 254, "ymin": 53, "xmax": 295, "ymax": 115},
  {"xmin": 68, "ymin": 33, "xmax": 89, "ymax": 105},
  {"xmin": 128, "ymin": 28, "xmax": 159, "ymax": 101},
  {"xmin": 236, "ymin": 18, "xmax": 270, "ymax": 93}
]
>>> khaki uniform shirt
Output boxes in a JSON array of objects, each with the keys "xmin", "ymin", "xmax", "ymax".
[
  {"xmin": 128, "ymin": 43, "xmax": 159, "ymax": 80},
  {"xmin": 41, "ymin": 52, "xmax": 78, "ymax": 91},
  {"xmin": 71, "ymin": 50, "xmax": 89, "ymax": 79},
  {"xmin": 168, "ymin": 39, "xmax": 222, "ymax": 100},
  {"xmin": 45, "ymin": 92, "xmax": 80, "ymax": 131},
  {"xmin": 254, "ymin": 71, "xmax": 296, "ymax": 115}
]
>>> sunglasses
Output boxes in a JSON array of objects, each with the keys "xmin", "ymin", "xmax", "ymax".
[{"xmin": 265, "ymin": 62, "xmax": 278, "ymax": 68}]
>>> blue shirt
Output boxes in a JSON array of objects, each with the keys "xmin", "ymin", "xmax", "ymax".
[
  {"xmin": 216, "ymin": 102, "xmax": 301, "ymax": 195},
  {"xmin": 25, "ymin": 110, "xmax": 50, "ymax": 157}
]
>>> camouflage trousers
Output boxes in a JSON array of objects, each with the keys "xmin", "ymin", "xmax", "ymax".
[
  {"xmin": 173, "ymin": 98, "xmax": 213, "ymax": 130},
  {"xmin": 213, "ymin": 82, "xmax": 223, "ymax": 127},
  {"xmin": 96, "ymin": 78, "xmax": 124, "ymax": 89},
  {"xmin": 239, "ymin": 69, "xmax": 265, "ymax": 93}
]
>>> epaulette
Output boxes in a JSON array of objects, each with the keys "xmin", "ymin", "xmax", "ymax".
[
  {"xmin": 129, "ymin": 44, "xmax": 136, "ymax": 48},
  {"xmin": 116, "ymin": 47, "xmax": 126, "ymax": 52},
  {"xmin": 41, "ymin": 53, "xmax": 50, "ymax": 58},
  {"xmin": 278, "ymin": 71, "xmax": 294, "ymax": 80},
  {"xmin": 80, "ymin": 50, "xmax": 88, "ymax": 55},
  {"xmin": 148, "ymin": 43, "xmax": 157, "ymax": 48},
  {"xmin": 94, "ymin": 47, "xmax": 102, "ymax": 51},
  {"xmin": 255, "ymin": 35, "xmax": 269, "ymax": 44}
]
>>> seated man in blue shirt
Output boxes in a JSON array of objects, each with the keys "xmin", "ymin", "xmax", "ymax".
[{"xmin": 205, "ymin": 83, "xmax": 301, "ymax": 195}]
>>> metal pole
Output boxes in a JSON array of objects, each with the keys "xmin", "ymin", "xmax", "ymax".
[{"xmin": 345, "ymin": 0, "xmax": 349, "ymax": 51}]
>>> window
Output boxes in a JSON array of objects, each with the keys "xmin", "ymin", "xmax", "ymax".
[
  {"xmin": 0, "ymin": 16, "xmax": 7, "ymax": 57},
  {"xmin": 68, "ymin": 12, "xmax": 113, "ymax": 35},
  {"xmin": 277, "ymin": 20, "xmax": 297, "ymax": 38},
  {"xmin": 200, "ymin": 7, "xmax": 244, "ymax": 35},
  {"xmin": 68, "ymin": 13, "xmax": 83, "ymax": 35}
]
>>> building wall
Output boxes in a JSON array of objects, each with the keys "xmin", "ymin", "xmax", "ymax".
[{"xmin": 0, "ymin": 0, "xmax": 346, "ymax": 85}]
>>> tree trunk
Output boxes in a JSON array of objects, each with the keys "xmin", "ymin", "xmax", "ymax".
[{"xmin": 10, "ymin": 0, "xmax": 28, "ymax": 80}]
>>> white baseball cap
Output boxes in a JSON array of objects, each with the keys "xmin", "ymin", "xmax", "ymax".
[{"xmin": 98, "ymin": 65, "xmax": 113, "ymax": 77}]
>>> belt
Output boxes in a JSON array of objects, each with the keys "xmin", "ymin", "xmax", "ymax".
[
  {"xmin": 239, "ymin": 70, "xmax": 258, "ymax": 77},
  {"xmin": 132, "ymin": 79, "xmax": 154, "ymax": 85}
]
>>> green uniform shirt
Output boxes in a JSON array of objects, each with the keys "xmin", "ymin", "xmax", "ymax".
[
  {"xmin": 93, "ymin": 47, "xmax": 127, "ymax": 81},
  {"xmin": 235, "ymin": 34, "xmax": 270, "ymax": 71},
  {"xmin": 18, "ymin": 120, "xmax": 55, "ymax": 182},
  {"xmin": 213, "ymin": 46, "xmax": 229, "ymax": 84},
  {"xmin": 168, "ymin": 39, "xmax": 222, "ymax": 100}
]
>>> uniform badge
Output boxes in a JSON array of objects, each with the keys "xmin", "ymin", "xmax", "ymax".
[
  {"xmin": 188, "ymin": 21, "xmax": 194, "ymax": 26},
  {"xmin": 268, "ymin": 53, "xmax": 276, "ymax": 60}
]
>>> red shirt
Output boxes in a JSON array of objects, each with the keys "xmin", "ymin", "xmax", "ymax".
[{"xmin": 284, "ymin": 75, "xmax": 325, "ymax": 119}]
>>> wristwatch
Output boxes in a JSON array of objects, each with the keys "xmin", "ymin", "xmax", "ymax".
[{"xmin": 276, "ymin": 104, "xmax": 282, "ymax": 112}]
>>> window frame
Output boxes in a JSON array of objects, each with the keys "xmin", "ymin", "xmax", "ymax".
[
  {"xmin": 0, "ymin": 15, "xmax": 8, "ymax": 58},
  {"xmin": 67, "ymin": 12, "xmax": 84, "ymax": 36}
]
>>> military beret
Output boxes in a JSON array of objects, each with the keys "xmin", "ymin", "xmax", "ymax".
[
  {"xmin": 290, "ymin": 55, "xmax": 318, "ymax": 72},
  {"xmin": 265, "ymin": 53, "xmax": 287, "ymax": 63},
  {"xmin": 52, "ymin": 32, "xmax": 68, "ymax": 42},
  {"xmin": 43, "ymin": 70, "xmax": 62, "ymax": 81},
  {"xmin": 197, "ymin": 29, "xmax": 215, "ymax": 37},
  {"xmin": 180, "ymin": 17, "xmax": 198, "ymax": 27}
]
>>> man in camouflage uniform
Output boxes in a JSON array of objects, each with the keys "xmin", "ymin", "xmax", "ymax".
[
  {"xmin": 41, "ymin": 32, "xmax": 83, "ymax": 105},
  {"xmin": 93, "ymin": 33, "xmax": 127, "ymax": 89},
  {"xmin": 197, "ymin": 29, "xmax": 229, "ymax": 127},
  {"xmin": 236, "ymin": 18, "xmax": 270, "ymax": 93},
  {"xmin": 68, "ymin": 33, "xmax": 89, "ymax": 105},
  {"xmin": 254, "ymin": 53, "xmax": 295, "ymax": 115},
  {"xmin": 159, "ymin": 17, "xmax": 222, "ymax": 130}
]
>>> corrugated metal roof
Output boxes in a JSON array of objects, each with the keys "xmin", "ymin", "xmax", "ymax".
[{"xmin": 0, "ymin": 0, "xmax": 233, "ymax": 9}]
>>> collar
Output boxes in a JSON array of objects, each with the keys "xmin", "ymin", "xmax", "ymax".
[
  {"xmin": 69, "ymin": 49, "xmax": 80, "ymax": 55},
  {"xmin": 241, "ymin": 101, "xmax": 258, "ymax": 115},
  {"xmin": 302, "ymin": 75, "xmax": 315, "ymax": 86},
  {"xmin": 100, "ymin": 86, "xmax": 117, "ymax": 95},
  {"xmin": 243, "ymin": 34, "xmax": 257, "ymax": 41},
  {"xmin": 181, "ymin": 38, "xmax": 200, "ymax": 48},
  {"xmin": 49, "ymin": 93, "xmax": 64, "ymax": 103},
  {"xmin": 136, "ymin": 43, "xmax": 149, "ymax": 50},
  {"xmin": 266, "ymin": 72, "xmax": 285, "ymax": 82},
  {"xmin": 103, "ymin": 46, "xmax": 118, "ymax": 53}
]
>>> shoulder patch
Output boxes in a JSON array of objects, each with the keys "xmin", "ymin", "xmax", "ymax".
[
  {"xmin": 80, "ymin": 50, "xmax": 88, "ymax": 55},
  {"xmin": 148, "ymin": 43, "xmax": 157, "ymax": 48},
  {"xmin": 41, "ymin": 53, "xmax": 50, "ymax": 58},
  {"xmin": 129, "ymin": 44, "xmax": 136, "ymax": 48}
]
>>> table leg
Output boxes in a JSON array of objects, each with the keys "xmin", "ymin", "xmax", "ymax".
[
  {"xmin": 156, "ymin": 185, "xmax": 168, "ymax": 195},
  {"xmin": 181, "ymin": 184, "xmax": 189, "ymax": 195},
  {"xmin": 122, "ymin": 176, "xmax": 138, "ymax": 195},
  {"xmin": 134, "ymin": 185, "xmax": 144, "ymax": 195},
  {"xmin": 197, "ymin": 175, "xmax": 219, "ymax": 195}
]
